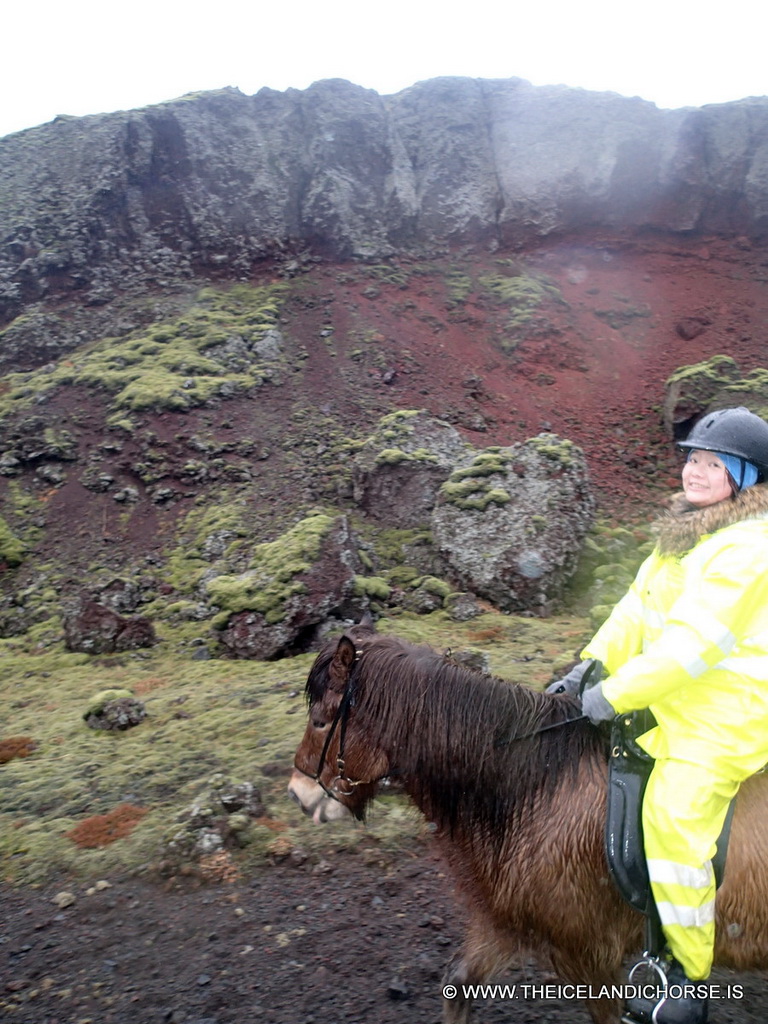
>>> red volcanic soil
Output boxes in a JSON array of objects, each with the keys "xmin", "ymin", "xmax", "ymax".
[
  {"xmin": 6, "ymin": 231, "xmax": 766, "ymax": 586},
  {"xmin": 0, "ymin": 227, "xmax": 765, "ymax": 608},
  {"xmin": 273, "ymin": 233, "xmax": 768, "ymax": 517}
]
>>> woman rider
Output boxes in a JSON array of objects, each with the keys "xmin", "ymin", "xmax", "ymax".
[{"xmin": 552, "ymin": 407, "xmax": 768, "ymax": 1024}]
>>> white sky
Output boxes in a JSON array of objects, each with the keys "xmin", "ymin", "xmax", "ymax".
[{"xmin": 2, "ymin": 0, "xmax": 767, "ymax": 139}]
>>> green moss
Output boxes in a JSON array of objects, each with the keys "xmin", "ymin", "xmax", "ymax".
[
  {"xmin": 0, "ymin": 283, "xmax": 287, "ymax": 419},
  {"xmin": 383, "ymin": 565, "xmax": 420, "ymax": 587},
  {"xmin": 0, "ymin": 515, "xmax": 27, "ymax": 566},
  {"xmin": 375, "ymin": 447, "xmax": 439, "ymax": 466},
  {"xmin": 527, "ymin": 435, "xmax": 575, "ymax": 465},
  {"xmin": 162, "ymin": 495, "xmax": 254, "ymax": 600},
  {"xmin": 376, "ymin": 447, "xmax": 409, "ymax": 465},
  {"xmin": 353, "ymin": 524, "xmax": 433, "ymax": 577},
  {"xmin": 567, "ymin": 519, "xmax": 654, "ymax": 621},
  {"xmin": 666, "ymin": 355, "xmax": 740, "ymax": 387},
  {"xmin": 83, "ymin": 689, "xmax": 135, "ymax": 719},
  {"xmin": 530, "ymin": 515, "xmax": 547, "ymax": 533},
  {"xmin": 441, "ymin": 477, "xmax": 487, "ymax": 500},
  {"xmin": 451, "ymin": 453, "xmax": 511, "ymax": 480},
  {"xmin": 206, "ymin": 514, "xmax": 336, "ymax": 626},
  {"xmin": 377, "ymin": 409, "xmax": 422, "ymax": 433},
  {"xmin": 444, "ymin": 269, "xmax": 473, "ymax": 307},
  {"xmin": 353, "ymin": 576, "xmax": 392, "ymax": 600},
  {"xmin": 364, "ymin": 263, "xmax": 410, "ymax": 287},
  {"xmin": 411, "ymin": 576, "xmax": 451, "ymax": 599},
  {"xmin": 479, "ymin": 271, "xmax": 562, "ymax": 329},
  {"xmin": 0, "ymin": 605, "xmax": 600, "ymax": 884},
  {"xmin": 439, "ymin": 448, "xmax": 516, "ymax": 512},
  {"xmin": 105, "ymin": 415, "xmax": 137, "ymax": 434},
  {"xmin": 450, "ymin": 489, "xmax": 511, "ymax": 511}
]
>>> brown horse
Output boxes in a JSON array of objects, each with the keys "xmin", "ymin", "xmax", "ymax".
[{"xmin": 288, "ymin": 620, "xmax": 768, "ymax": 1023}]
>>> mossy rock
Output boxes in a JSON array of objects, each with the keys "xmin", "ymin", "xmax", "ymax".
[
  {"xmin": 0, "ymin": 283, "xmax": 287, "ymax": 420},
  {"xmin": 527, "ymin": 435, "xmax": 575, "ymax": 466},
  {"xmin": 0, "ymin": 515, "xmax": 27, "ymax": 567},
  {"xmin": 663, "ymin": 355, "xmax": 742, "ymax": 435},
  {"xmin": 353, "ymin": 576, "xmax": 392, "ymax": 601},
  {"xmin": 83, "ymin": 689, "xmax": 135, "ymax": 720},
  {"xmin": 410, "ymin": 575, "xmax": 452, "ymax": 599},
  {"xmin": 207, "ymin": 514, "xmax": 334, "ymax": 623}
]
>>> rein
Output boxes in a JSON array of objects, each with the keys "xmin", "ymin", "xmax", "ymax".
[
  {"xmin": 494, "ymin": 712, "xmax": 587, "ymax": 747},
  {"xmin": 301, "ymin": 641, "xmax": 591, "ymax": 798},
  {"xmin": 495, "ymin": 660, "xmax": 599, "ymax": 745}
]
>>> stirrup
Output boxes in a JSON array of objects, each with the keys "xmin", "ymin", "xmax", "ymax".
[
  {"xmin": 620, "ymin": 954, "xmax": 669, "ymax": 1024},
  {"xmin": 621, "ymin": 955, "xmax": 709, "ymax": 1024}
]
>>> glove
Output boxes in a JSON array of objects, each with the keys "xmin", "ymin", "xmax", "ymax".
[
  {"xmin": 545, "ymin": 658, "xmax": 597, "ymax": 696},
  {"xmin": 581, "ymin": 682, "xmax": 615, "ymax": 724}
]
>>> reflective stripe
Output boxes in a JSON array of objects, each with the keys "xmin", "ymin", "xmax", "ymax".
[
  {"xmin": 720, "ymin": 654, "xmax": 768, "ymax": 677},
  {"xmin": 659, "ymin": 627, "xmax": 712, "ymax": 678},
  {"xmin": 656, "ymin": 899, "xmax": 716, "ymax": 929},
  {"xmin": 646, "ymin": 858, "xmax": 714, "ymax": 890},
  {"xmin": 642, "ymin": 607, "xmax": 666, "ymax": 631},
  {"xmin": 666, "ymin": 601, "xmax": 737, "ymax": 656}
]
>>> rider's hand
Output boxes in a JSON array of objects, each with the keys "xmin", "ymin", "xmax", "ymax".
[
  {"xmin": 581, "ymin": 682, "xmax": 615, "ymax": 724},
  {"xmin": 545, "ymin": 658, "xmax": 596, "ymax": 696}
]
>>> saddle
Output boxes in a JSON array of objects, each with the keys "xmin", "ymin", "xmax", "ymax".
[{"xmin": 605, "ymin": 707, "xmax": 735, "ymax": 950}]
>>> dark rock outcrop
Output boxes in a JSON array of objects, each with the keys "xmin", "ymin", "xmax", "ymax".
[
  {"xmin": 63, "ymin": 598, "xmax": 156, "ymax": 653},
  {"xmin": 4, "ymin": 78, "xmax": 768, "ymax": 331},
  {"xmin": 84, "ymin": 696, "xmax": 147, "ymax": 731}
]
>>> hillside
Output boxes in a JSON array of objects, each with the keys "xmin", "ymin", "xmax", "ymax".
[
  {"xmin": 3, "ymin": 79, "xmax": 768, "ymax": 892},
  {"xmin": 2, "ymin": 234, "xmax": 767, "ymax": 628}
]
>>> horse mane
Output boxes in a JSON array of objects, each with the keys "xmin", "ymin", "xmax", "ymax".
[{"xmin": 307, "ymin": 632, "xmax": 608, "ymax": 846}]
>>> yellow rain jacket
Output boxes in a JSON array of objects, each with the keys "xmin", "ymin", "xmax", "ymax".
[{"xmin": 583, "ymin": 484, "xmax": 768, "ymax": 779}]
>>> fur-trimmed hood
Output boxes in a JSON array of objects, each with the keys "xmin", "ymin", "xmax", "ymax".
[{"xmin": 654, "ymin": 483, "xmax": 768, "ymax": 557}]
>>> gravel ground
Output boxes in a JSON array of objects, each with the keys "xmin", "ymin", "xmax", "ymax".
[{"xmin": 2, "ymin": 845, "xmax": 765, "ymax": 1024}]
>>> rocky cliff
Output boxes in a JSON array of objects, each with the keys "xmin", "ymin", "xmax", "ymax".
[{"xmin": 3, "ymin": 77, "xmax": 768, "ymax": 326}]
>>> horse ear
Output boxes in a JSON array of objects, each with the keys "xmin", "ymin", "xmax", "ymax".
[
  {"xmin": 359, "ymin": 611, "xmax": 376, "ymax": 632},
  {"xmin": 329, "ymin": 635, "xmax": 357, "ymax": 692}
]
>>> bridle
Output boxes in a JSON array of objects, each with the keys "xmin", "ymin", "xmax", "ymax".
[
  {"xmin": 295, "ymin": 645, "xmax": 390, "ymax": 802},
  {"xmin": 297, "ymin": 644, "xmax": 594, "ymax": 800}
]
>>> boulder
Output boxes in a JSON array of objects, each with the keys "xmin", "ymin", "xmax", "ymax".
[
  {"xmin": 351, "ymin": 410, "xmax": 469, "ymax": 527},
  {"xmin": 84, "ymin": 696, "xmax": 147, "ymax": 731},
  {"xmin": 662, "ymin": 355, "xmax": 741, "ymax": 437},
  {"xmin": 208, "ymin": 513, "xmax": 360, "ymax": 659},
  {"xmin": 63, "ymin": 598, "xmax": 156, "ymax": 654},
  {"xmin": 663, "ymin": 356, "xmax": 768, "ymax": 438},
  {"xmin": 432, "ymin": 436, "xmax": 594, "ymax": 614}
]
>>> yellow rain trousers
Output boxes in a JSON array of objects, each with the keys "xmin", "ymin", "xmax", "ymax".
[
  {"xmin": 642, "ymin": 761, "xmax": 739, "ymax": 979},
  {"xmin": 582, "ymin": 487, "xmax": 768, "ymax": 979}
]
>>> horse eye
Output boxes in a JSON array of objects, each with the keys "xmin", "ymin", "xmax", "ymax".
[{"xmin": 312, "ymin": 719, "xmax": 328, "ymax": 730}]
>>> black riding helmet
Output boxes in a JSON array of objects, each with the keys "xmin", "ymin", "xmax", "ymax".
[{"xmin": 678, "ymin": 407, "xmax": 768, "ymax": 482}]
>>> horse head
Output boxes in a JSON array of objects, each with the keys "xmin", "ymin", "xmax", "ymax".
[{"xmin": 288, "ymin": 616, "xmax": 390, "ymax": 824}]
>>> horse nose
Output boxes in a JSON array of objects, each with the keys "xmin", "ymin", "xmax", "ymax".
[
  {"xmin": 287, "ymin": 778, "xmax": 306, "ymax": 807},
  {"xmin": 288, "ymin": 772, "xmax": 321, "ymax": 816}
]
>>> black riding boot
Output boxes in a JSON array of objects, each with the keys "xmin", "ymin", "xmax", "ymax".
[{"xmin": 622, "ymin": 959, "xmax": 709, "ymax": 1024}]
